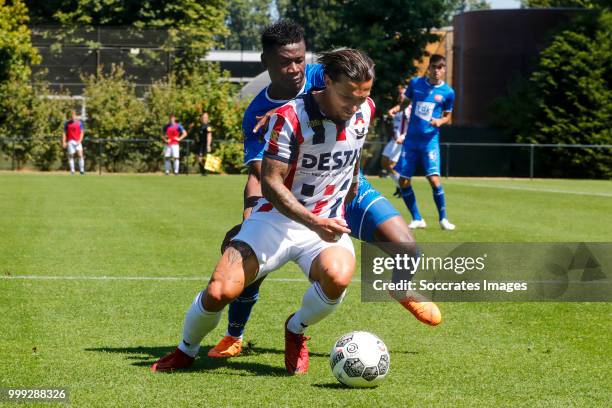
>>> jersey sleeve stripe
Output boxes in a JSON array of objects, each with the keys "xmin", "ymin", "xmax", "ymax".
[
  {"xmin": 276, "ymin": 104, "xmax": 303, "ymax": 144},
  {"xmin": 366, "ymin": 97, "xmax": 376, "ymax": 119}
]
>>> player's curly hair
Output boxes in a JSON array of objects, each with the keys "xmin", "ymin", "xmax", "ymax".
[
  {"xmin": 261, "ymin": 19, "xmax": 305, "ymax": 54},
  {"xmin": 318, "ymin": 48, "xmax": 375, "ymax": 83}
]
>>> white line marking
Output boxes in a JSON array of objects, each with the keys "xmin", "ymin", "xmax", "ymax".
[
  {"xmin": 452, "ymin": 182, "xmax": 612, "ymax": 198},
  {"xmin": 0, "ymin": 275, "xmax": 361, "ymax": 283}
]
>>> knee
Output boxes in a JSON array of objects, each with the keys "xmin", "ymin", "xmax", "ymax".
[
  {"xmin": 205, "ymin": 278, "xmax": 239, "ymax": 306},
  {"xmin": 321, "ymin": 259, "xmax": 354, "ymax": 292}
]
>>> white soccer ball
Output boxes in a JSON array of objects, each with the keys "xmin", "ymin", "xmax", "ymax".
[{"xmin": 329, "ymin": 331, "xmax": 390, "ymax": 388}]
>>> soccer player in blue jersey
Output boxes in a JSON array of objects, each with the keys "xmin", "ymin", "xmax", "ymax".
[
  {"xmin": 394, "ymin": 54, "xmax": 456, "ymax": 231},
  {"xmin": 206, "ymin": 21, "xmax": 441, "ymax": 359}
]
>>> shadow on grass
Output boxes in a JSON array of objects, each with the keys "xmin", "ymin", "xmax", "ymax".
[
  {"xmin": 311, "ymin": 383, "xmax": 377, "ymax": 390},
  {"xmin": 85, "ymin": 344, "xmax": 324, "ymax": 377},
  {"xmin": 240, "ymin": 341, "xmax": 328, "ymax": 358}
]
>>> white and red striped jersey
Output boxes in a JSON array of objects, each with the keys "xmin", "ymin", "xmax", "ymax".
[
  {"xmin": 258, "ymin": 91, "xmax": 375, "ymax": 219},
  {"xmin": 392, "ymin": 105, "xmax": 410, "ymax": 141}
]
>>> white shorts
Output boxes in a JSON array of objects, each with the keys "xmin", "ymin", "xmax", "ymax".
[
  {"xmin": 164, "ymin": 144, "xmax": 180, "ymax": 158},
  {"xmin": 67, "ymin": 140, "xmax": 83, "ymax": 155},
  {"xmin": 232, "ymin": 210, "xmax": 355, "ymax": 280},
  {"xmin": 382, "ymin": 140, "xmax": 402, "ymax": 163}
]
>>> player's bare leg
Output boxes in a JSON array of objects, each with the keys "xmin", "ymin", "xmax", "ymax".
[
  {"xmin": 151, "ymin": 241, "xmax": 259, "ymax": 372},
  {"xmin": 208, "ymin": 161, "xmax": 263, "ymax": 358},
  {"xmin": 427, "ymin": 175, "xmax": 455, "ymax": 230},
  {"xmin": 373, "ymin": 216, "xmax": 442, "ymax": 326},
  {"xmin": 284, "ymin": 246, "xmax": 355, "ymax": 375}
]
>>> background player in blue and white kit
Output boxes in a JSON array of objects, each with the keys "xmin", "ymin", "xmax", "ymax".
[
  {"xmin": 394, "ymin": 54, "xmax": 456, "ymax": 230},
  {"xmin": 208, "ymin": 21, "xmax": 441, "ymax": 359}
]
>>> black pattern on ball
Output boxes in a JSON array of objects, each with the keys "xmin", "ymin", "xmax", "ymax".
[
  {"xmin": 345, "ymin": 343, "xmax": 359, "ymax": 354},
  {"xmin": 343, "ymin": 358, "xmax": 365, "ymax": 377},
  {"xmin": 362, "ymin": 366, "xmax": 379, "ymax": 381},
  {"xmin": 330, "ymin": 350, "xmax": 344, "ymax": 369},
  {"xmin": 377, "ymin": 354, "xmax": 389, "ymax": 375},
  {"xmin": 335, "ymin": 333, "xmax": 353, "ymax": 348}
]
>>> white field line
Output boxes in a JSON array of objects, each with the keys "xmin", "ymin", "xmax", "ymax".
[
  {"xmin": 452, "ymin": 182, "xmax": 612, "ymax": 198},
  {"xmin": 0, "ymin": 275, "xmax": 361, "ymax": 283}
]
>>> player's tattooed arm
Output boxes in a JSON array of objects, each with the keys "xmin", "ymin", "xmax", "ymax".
[
  {"xmin": 261, "ymin": 157, "xmax": 317, "ymax": 227},
  {"xmin": 262, "ymin": 157, "xmax": 351, "ymax": 241},
  {"xmin": 344, "ymin": 154, "xmax": 361, "ymax": 204}
]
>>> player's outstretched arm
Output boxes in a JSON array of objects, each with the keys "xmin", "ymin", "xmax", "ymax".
[{"xmin": 261, "ymin": 158, "xmax": 350, "ymax": 242}]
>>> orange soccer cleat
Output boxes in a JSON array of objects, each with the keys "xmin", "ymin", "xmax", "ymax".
[
  {"xmin": 151, "ymin": 348, "xmax": 195, "ymax": 373},
  {"xmin": 398, "ymin": 292, "xmax": 442, "ymax": 326},
  {"xmin": 207, "ymin": 336, "xmax": 243, "ymax": 358}
]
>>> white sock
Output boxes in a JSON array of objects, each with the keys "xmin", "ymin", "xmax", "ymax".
[
  {"xmin": 164, "ymin": 159, "xmax": 170, "ymax": 173},
  {"xmin": 78, "ymin": 157, "xmax": 84, "ymax": 172},
  {"xmin": 173, "ymin": 160, "xmax": 179, "ymax": 174},
  {"xmin": 69, "ymin": 158, "xmax": 75, "ymax": 172},
  {"xmin": 390, "ymin": 172, "xmax": 400, "ymax": 185},
  {"xmin": 177, "ymin": 291, "xmax": 221, "ymax": 357},
  {"xmin": 287, "ymin": 282, "xmax": 346, "ymax": 334}
]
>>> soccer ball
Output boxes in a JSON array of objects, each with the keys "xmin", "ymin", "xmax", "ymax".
[{"xmin": 329, "ymin": 331, "xmax": 390, "ymax": 388}]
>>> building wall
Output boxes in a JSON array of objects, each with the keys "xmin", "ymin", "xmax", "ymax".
[{"xmin": 452, "ymin": 9, "xmax": 586, "ymax": 126}]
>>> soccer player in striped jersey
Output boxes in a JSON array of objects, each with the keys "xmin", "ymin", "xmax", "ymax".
[
  {"xmin": 152, "ymin": 48, "xmax": 375, "ymax": 374},
  {"xmin": 62, "ymin": 111, "xmax": 85, "ymax": 175},
  {"xmin": 207, "ymin": 20, "xmax": 441, "ymax": 360}
]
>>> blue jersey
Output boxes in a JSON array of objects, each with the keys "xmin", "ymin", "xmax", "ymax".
[
  {"xmin": 404, "ymin": 77, "xmax": 454, "ymax": 139},
  {"xmin": 242, "ymin": 64, "xmax": 325, "ymax": 164}
]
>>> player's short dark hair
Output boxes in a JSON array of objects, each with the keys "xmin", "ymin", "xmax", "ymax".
[
  {"xmin": 318, "ymin": 48, "xmax": 375, "ymax": 83},
  {"xmin": 429, "ymin": 54, "xmax": 446, "ymax": 66},
  {"xmin": 261, "ymin": 19, "xmax": 305, "ymax": 54}
]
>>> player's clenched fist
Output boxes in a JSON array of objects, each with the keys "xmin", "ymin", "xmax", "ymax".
[{"xmin": 311, "ymin": 218, "xmax": 351, "ymax": 242}]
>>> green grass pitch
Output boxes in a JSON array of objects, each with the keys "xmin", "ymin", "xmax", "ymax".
[{"xmin": 0, "ymin": 173, "xmax": 611, "ymax": 407}]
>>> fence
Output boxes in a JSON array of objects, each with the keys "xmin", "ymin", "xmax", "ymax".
[
  {"xmin": 0, "ymin": 137, "xmax": 195, "ymax": 175},
  {"xmin": 1, "ymin": 137, "xmax": 611, "ymax": 178}
]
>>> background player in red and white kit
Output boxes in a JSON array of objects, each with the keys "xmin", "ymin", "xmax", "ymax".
[
  {"xmin": 152, "ymin": 48, "xmax": 376, "ymax": 375},
  {"xmin": 162, "ymin": 114, "xmax": 187, "ymax": 175},
  {"xmin": 62, "ymin": 110, "xmax": 85, "ymax": 175},
  {"xmin": 382, "ymin": 86, "xmax": 410, "ymax": 194}
]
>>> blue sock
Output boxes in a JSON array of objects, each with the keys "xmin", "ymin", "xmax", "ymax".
[
  {"xmin": 432, "ymin": 185, "xmax": 447, "ymax": 220},
  {"xmin": 227, "ymin": 277, "xmax": 264, "ymax": 338},
  {"xmin": 400, "ymin": 186, "xmax": 422, "ymax": 221}
]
